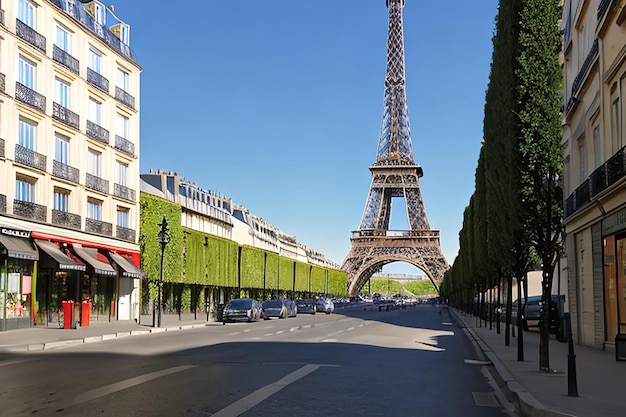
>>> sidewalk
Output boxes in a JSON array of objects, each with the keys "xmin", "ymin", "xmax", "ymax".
[
  {"xmin": 0, "ymin": 313, "xmax": 221, "ymax": 353},
  {"xmin": 448, "ymin": 307, "xmax": 625, "ymax": 417}
]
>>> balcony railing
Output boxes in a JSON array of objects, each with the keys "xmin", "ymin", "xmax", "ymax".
[
  {"xmin": 52, "ymin": 209, "xmax": 81, "ymax": 230},
  {"xmin": 0, "ymin": 194, "xmax": 6, "ymax": 213},
  {"xmin": 52, "ymin": 45, "xmax": 80, "ymax": 75},
  {"xmin": 114, "ymin": 183, "xmax": 136, "ymax": 202},
  {"xmin": 116, "ymin": 226, "xmax": 136, "ymax": 242},
  {"xmin": 0, "ymin": 73, "xmax": 5, "ymax": 93},
  {"xmin": 598, "ymin": 0, "xmax": 616, "ymax": 20},
  {"xmin": 565, "ymin": 146, "xmax": 626, "ymax": 218},
  {"xmin": 52, "ymin": 102, "xmax": 80, "ymax": 130},
  {"xmin": 86, "ymin": 120, "xmax": 109, "ymax": 144},
  {"xmin": 52, "ymin": 160, "xmax": 80, "ymax": 183},
  {"xmin": 13, "ymin": 200, "xmax": 47, "ymax": 222},
  {"xmin": 86, "ymin": 68, "xmax": 109, "ymax": 93},
  {"xmin": 16, "ymin": 82, "xmax": 46, "ymax": 113},
  {"xmin": 86, "ymin": 218, "xmax": 112, "ymax": 236},
  {"xmin": 114, "ymin": 135, "xmax": 135, "ymax": 157},
  {"xmin": 114, "ymin": 87, "xmax": 135, "ymax": 109},
  {"xmin": 0, "ymin": 138, "xmax": 4, "ymax": 158},
  {"xmin": 15, "ymin": 144, "xmax": 46, "ymax": 171},
  {"xmin": 85, "ymin": 173, "xmax": 109, "ymax": 194},
  {"xmin": 16, "ymin": 19, "xmax": 46, "ymax": 53}
]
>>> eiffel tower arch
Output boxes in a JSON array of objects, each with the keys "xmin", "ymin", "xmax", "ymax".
[{"xmin": 342, "ymin": 0, "xmax": 449, "ymax": 295}]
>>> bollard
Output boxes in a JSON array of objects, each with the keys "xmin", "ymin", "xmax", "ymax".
[{"xmin": 565, "ymin": 313, "xmax": 579, "ymax": 397}]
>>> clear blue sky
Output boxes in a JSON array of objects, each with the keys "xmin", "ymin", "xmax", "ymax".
[{"xmin": 117, "ymin": 0, "xmax": 499, "ymax": 273}]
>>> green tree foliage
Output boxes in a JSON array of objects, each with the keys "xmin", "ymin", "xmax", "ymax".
[
  {"xmin": 516, "ymin": 0, "xmax": 563, "ymax": 371},
  {"xmin": 403, "ymin": 280, "xmax": 438, "ymax": 296},
  {"xmin": 265, "ymin": 252, "xmax": 279, "ymax": 290},
  {"xmin": 311, "ymin": 266, "xmax": 326, "ymax": 293},
  {"xmin": 241, "ymin": 246, "xmax": 265, "ymax": 289}
]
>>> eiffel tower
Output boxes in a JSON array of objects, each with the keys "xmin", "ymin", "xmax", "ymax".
[{"xmin": 342, "ymin": 0, "xmax": 449, "ymax": 295}]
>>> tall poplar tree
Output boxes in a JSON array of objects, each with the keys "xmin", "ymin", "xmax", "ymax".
[{"xmin": 516, "ymin": 0, "xmax": 564, "ymax": 372}]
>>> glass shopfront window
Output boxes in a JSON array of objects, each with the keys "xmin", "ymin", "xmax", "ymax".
[{"xmin": 1, "ymin": 260, "xmax": 33, "ymax": 331}]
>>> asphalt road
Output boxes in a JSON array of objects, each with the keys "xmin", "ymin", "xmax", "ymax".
[{"xmin": 0, "ymin": 304, "xmax": 516, "ymax": 416}]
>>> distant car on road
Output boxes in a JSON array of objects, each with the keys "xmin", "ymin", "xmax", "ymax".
[
  {"xmin": 262, "ymin": 299, "xmax": 288, "ymax": 319},
  {"xmin": 316, "ymin": 298, "xmax": 334, "ymax": 314},
  {"xmin": 222, "ymin": 298, "xmax": 261, "ymax": 324},
  {"xmin": 297, "ymin": 299, "xmax": 316, "ymax": 314},
  {"xmin": 285, "ymin": 299, "xmax": 297, "ymax": 317}
]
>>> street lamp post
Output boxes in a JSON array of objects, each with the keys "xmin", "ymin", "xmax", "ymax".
[{"xmin": 156, "ymin": 215, "xmax": 170, "ymax": 328}]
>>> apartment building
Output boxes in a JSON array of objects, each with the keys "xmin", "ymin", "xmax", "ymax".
[
  {"xmin": 0, "ymin": 0, "xmax": 141, "ymax": 331},
  {"xmin": 562, "ymin": 0, "xmax": 626, "ymax": 348}
]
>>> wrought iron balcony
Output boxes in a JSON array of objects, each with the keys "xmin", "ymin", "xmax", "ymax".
[
  {"xmin": 116, "ymin": 225, "xmax": 136, "ymax": 242},
  {"xmin": 16, "ymin": 19, "xmax": 46, "ymax": 53},
  {"xmin": 52, "ymin": 45, "xmax": 79, "ymax": 75},
  {"xmin": 16, "ymin": 82, "xmax": 46, "ymax": 113},
  {"xmin": 52, "ymin": 102, "xmax": 80, "ymax": 130},
  {"xmin": 114, "ymin": 135, "xmax": 135, "ymax": 157},
  {"xmin": 115, "ymin": 87, "xmax": 135, "ymax": 109},
  {"xmin": 86, "ymin": 68, "xmax": 109, "ymax": 93},
  {"xmin": 86, "ymin": 120, "xmax": 109, "ymax": 144},
  {"xmin": 0, "ymin": 138, "xmax": 4, "ymax": 158},
  {"xmin": 114, "ymin": 183, "xmax": 136, "ymax": 202},
  {"xmin": 0, "ymin": 194, "xmax": 6, "ymax": 213},
  {"xmin": 85, "ymin": 173, "xmax": 109, "ymax": 194},
  {"xmin": 52, "ymin": 160, "xmax": 80, "ymax": 183},
  {"xmin": 567, "ymin": 39, "xmax": 599, "ymax": 115},
  {"xmin": 52, "ymin": 209, "xmax": 81, "ymax": 230},
  {"xmin": 15, "ymin": 144, "xmax": 46, "ymax": 171},
  {"xmin": 598, "ymin": 0, "xmax": 616, "ymax": 20},
  {"xmin": 0, "ymin": 73, "xmax": 5, "ymax": 93},
  {"xmin": 13, "ymin": 200, "xmax": 47, "ymax": 222},
  {"xmin": 86, "ymin": 218, "xmax": 112, "ymax": 236}
]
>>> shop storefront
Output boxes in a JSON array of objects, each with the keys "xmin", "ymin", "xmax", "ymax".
[
  {"xmin": 602, "ymin": 208, "xmax": 626, "ymax": 345},
  {"xmin": 34, "ymin": 239, "xmax": 86, "ymax": 327},
  {"xmin": 0, "ymin": 225, "xmax": 38, "ymax": 331},
  {"xmin": 70, "ymin": 244, "xmax": 117, "ymax": 322}
]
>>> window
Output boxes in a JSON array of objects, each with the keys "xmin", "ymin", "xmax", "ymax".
[
  {"xmin": 18, "ymin": 55, "xmax": 36, "ymax": 89},
  {"xmin": 117, "ymin": 207, "xmax": 129, "ymax": 228},
  {"xmin": 19, "ymin": 118, "xmax": 36, "ymax": 149},
  {"xmin": 87, "ymin": 198, "xmax": 102, "ymax": 221},
  {"xmin": 611, "ymin": 97, "xmax": 621, "ymax": 153},
  {"xmin": 88, "ymin": 148, "xmax": 101, "ymax": 177},
  {"xmin": 15, "ymin": 177, "xmax": 34, "ymax": 202},
  {"xmin": 18, "ymin": 0, "xmax": 35, "ymax": 28},
  {"xmin": 89, "ymin": 97, "xmax": 102, "ymax": 125},
  {"xmin": 55, "ymin": 26, "xmax": 70, "ymax": 52},
  {"xmin": 593, "ymin": 123, "xmax": 602, "ymax": 170},
  {"xmin": 116, "ymin": 68, "xmax": 129, "ymax": 91},
  {"xmin": 93, "ymin": 2, "xmax": 106, "ymax": 26},
  {"xmin": 54, "ymin": 188, "xmax": 69, "ymax": 212},
  {"xmin": 116, "ymin": 113, "xmax": 128, "ymax": 138},
  {"xmin": 577, "ymin": 136, "xmax": 587, "ymax": 184},
  {"xmin": 118, "ymin": 24, "xmax": 130, "ymax": 45},
  {"xmin": 55, "ymin": 134, "xmax": 69, "ymax": 164},
  {"xmin": 116, "ymin": 161, "xmax": 128, "ymax": 186},
  {"xmin": 55, "ymin": 78, "xmax": 70, "ymax": 108},
  {"xmin": 88, "ymin": 48, "xmax": 102, "ymax": 74}
]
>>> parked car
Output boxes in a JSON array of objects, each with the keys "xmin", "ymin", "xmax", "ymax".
[
  {"xmin": 316, "ymin": 298, "xmax": 334, "ymax": 314},
  {"xmin": 261, "ymin": 299, "xmax": 288, "ymax": 319},
  {"xmin": 222, "ymin": 298, "xmax": 261, "ymax": 324},
  {"xmin": 297, "ymin": 299, "xmax": 316, "ymax": 314},
  {"xmin": 285, "ymin": 299, "xmax": 298, "ymax": 317},
  {"xmin": 512, "ymin": 295, "xmax": 565, "ymax": 340}
]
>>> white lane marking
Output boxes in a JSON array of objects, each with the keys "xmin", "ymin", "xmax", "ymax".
[
  {"xmin": 276, "ymin": 330, "xmax": 284, "ymax": 334},
  {"xmin": 347, "ymin": 327, "xmax": 355, "ymax": 331},
  {"xmin": 211, "ymin": 364, "xmax": 323, "ymax": 417},
  {"xmin": 70, "ymin": 365, "xmax": 197, "ymax": 406}
]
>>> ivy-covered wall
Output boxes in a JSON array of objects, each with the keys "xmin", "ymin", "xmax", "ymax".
[
  {"xmin": 139, "ymin": 194, "xmax": 183, "ymax": 287},
  {"xmin": 140, "ymin": 192, "xmax": 348, "ymax": 299}
]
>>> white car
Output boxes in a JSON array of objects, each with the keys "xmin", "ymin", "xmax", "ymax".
[{"xmin": 316, "ymin": 298, "xmax": 334, "ymax": 314}]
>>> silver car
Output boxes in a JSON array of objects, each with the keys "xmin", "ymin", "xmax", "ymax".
[{"xmin": 222, "ymin": 298, "xmax": 261, "ymax": 324}]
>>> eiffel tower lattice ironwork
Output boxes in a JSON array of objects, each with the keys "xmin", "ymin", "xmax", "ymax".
[{"xmin": 342, "ymin": 0, "xmax": 449, "ymax": 295}]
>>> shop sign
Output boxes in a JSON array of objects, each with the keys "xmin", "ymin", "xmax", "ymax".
[
  {"xmin": 603, "ymin": 207, "xmax": 626, "ymax": 236},
  {"xmin": 0, "ymin": 227, "xmax": 31, "ymax": 239}
]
